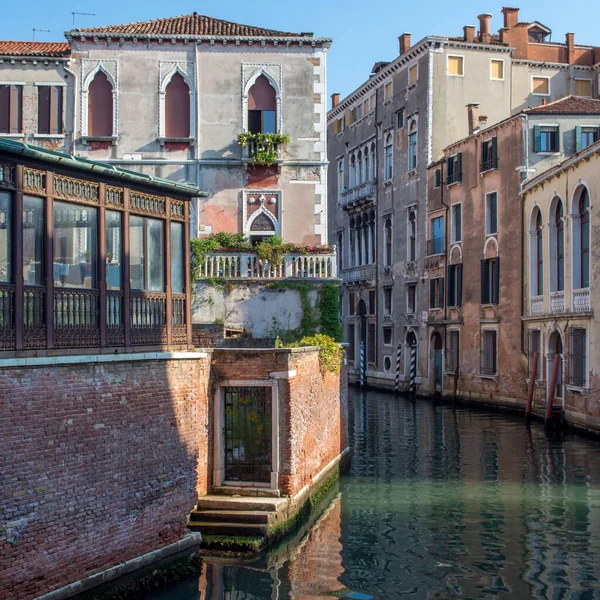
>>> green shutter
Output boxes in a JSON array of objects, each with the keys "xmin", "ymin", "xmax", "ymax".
[
  {"xmin": 457, "ymin": 152, "xmax": 463, "ymax": 182},
  {"xmin": 597, "ymin": 126, "xmax": 600, "ymax": 142},
  {"xmin": 556, "ymin": 125, "xmax": 561, "ymax": 152},
  {"xmin": 493, "ymin": 257, "xmax": 500, "ymax": 304},
  {"xmin": 430, "ymin": 279, "xmax": 436, "ymax": 309},
  {"xmin": 491, "ymin": 136, "xmax": 498, "ymax": 168},
  {"xmin": 448, "ymin": 266, "xmax": 456, "ymax": 306},
  {"xmin": 481, "ymin": 259, "xmax": 487, "ymax": 304},
  {"xmin": 457, "ymin": 264, "xmax": 463, "ymax": 307},
  {"xmin": 480, "ymin": 140, "xmax": 486, "ymax": 171},
  {"xmin": 440, "ymin": 277, "xmax": 445, "ymax": 308},
  {"xmin": 575, "ymin": 125, "xmax": 582, "ymax": 152},
  {"xmin": 533, "ymin": 125, "xmax": 541, "ymax": 152}
]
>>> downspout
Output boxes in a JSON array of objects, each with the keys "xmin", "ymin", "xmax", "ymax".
[
  {"xmin": 194, "ymin": 42, "xmax": 201, "ymax": 238},
  {"xmin": 63, "ymin": 63, "xmax": 78, "ymax": 156},
  {"xmin": 519, "ymin": 113, "xmax": 530, "ymax": 356}
]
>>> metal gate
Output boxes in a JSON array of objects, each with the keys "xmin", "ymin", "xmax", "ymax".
[{"xmin": 223, "ymin": 386, "xmax": 272, "ymax": 483}]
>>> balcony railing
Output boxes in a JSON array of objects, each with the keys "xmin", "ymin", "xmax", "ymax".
[
  {"xmin": 573, "ymin": 288, "xmax": 590, "ymax": 313},
  {"xmin": 427, "ymin": 237, "xmax": 445, "ymax": 256},
  {"xmin": 530, "ymin": 295, "xmax": 544, "ymax": 316},
  {"xmin": 339, "ymin": 181, "xmax": 377, "ymax": 209},
  {"xmin": 550, "ymin": 291, "xmax": 565, "ymax": 314},
  {"xmin": 198, "ymin": 251, "xmax": 338, "ymax": 280},
  {"xmin": 341, "ymin": 264, "xmax": 376, "ymax": 283}
]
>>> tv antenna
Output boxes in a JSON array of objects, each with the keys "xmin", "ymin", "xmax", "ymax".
[
  {"xmin": 32, "ymin": 29, "xmax": 50, "ymax": 41},
  {"xmin": 72, "ymin": 12, "xmax": 96, "ymax": 28}
]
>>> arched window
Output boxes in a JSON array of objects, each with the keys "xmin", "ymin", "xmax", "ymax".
[
  {"xmin": 356, "ymin": 215, "xmax": 363, "ymax": 265},
  {"xmin": 248, "ymin": 75, "xmax": 276, "ymax": 134},
  {"xmin": 370, "ymin": 211, "xmax": 376, "ymax": 264},
  {"xmin": 530, "ymin": 208, "xmax": 543, "ymax": 297},
  {"xmin": 337, "ymin": 230, "xmax": 344, "ymax": 271},
  {"xmin": 408, "ymin": 211, "xmax": 416, "ymax": 261},
  {"xmin": 350, "ymin": 155, "xmax": 357, "ymax": 188},
  {"xmin": 370, "ymin": 143, "xmax": 376, "ymax": 181},
  {"xmin": 357, "ymin": 151, "xmax": 363, "ymax": 186},
  {"xmin": 165, "ymin": 73, "xmax": 190, "ymax": 138},
  {"xmin": 408, "ymin": 121, "xmax": 418, "ymax": 170},
  {"xmin": 88, "ymin": 71, "xmax": 113, "ymax": 137},
  {"xmin": 555, "ymin": 201, "xmax": 565, "ymax": 292},
  {"xmin": 338, "ymin": 159, "xmax": 345, "ymax": 196},
  {"xmin": 384, "ymin": 133, "xmax": 393, "ymax": 180},
  {"xmin": 384, "ymin": 217, "xmax": 392, "ymax": 266},
  {"xmin": 350, "ymin": 218, "xmax": 356, "ymax": 267},
  {"xmin": 364, "ymin": 147, "xmax": 370, "ymax": 182},
  {"xmin": 574, "ymin": 187, "xmax": 591, "ymax": 290}
]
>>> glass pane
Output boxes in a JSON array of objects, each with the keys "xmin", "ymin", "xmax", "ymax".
[
  {"xmin": 0, "ymin": 191, "xmax": 12, "ymax": 283},
  {"xmin": 106, "ymin": 210, "xmax": 121, "ymax": 290},
  {"xmin": 53, "ymin": 201, "xmax": 97, "ymax": 289},
  {"xmin": 491, "ymin": 60, "xmax": 503, "ymax": 79},
  {"xmin": 171, "ymin": 222, "xmax": 184, "ymax": 294},
  {"xmin": 262, "ymin": 111, "xmax": 276, "ymax": 134},
  {"xmin": 23, "ymin": 195, "xmax": 44, "ymax": 286},
  {"xmin": 129, "ymin": 215, "xmax": 144, "ymax": 290},
  {"xmin": 148, "ymin": 218, "xmax": 164, "ymax": 292},
  {"xmin": 248, "ymin": 110, "xmax": 261, "ymax": 134}
]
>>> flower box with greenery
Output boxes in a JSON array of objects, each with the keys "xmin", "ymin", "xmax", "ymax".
[{"xmin": 237, "ymin": 132, "xmax": 291, "ymax": 167}]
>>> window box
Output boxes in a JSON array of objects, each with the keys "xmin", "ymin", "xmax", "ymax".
[
  {"xmin": 238, "ymin": 132, "xmax": 291, "ymax": 167},
  {"xmin": 158, "ymin": 137, "xmax": 196, "ymax": 146}
]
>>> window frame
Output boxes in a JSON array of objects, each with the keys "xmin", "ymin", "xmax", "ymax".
[
  {"xmin": 574, "ymin": 78, "xmax": 592, "ymax": 98},
  {"xmin": 528, "ymin": 328, "xmax": 543, "ymax": 382},
  {"xmin": 384, "ymin": 133, "xmax": 393, "ymax": 181},
  {"xmin": 408, "ymin": 121, "xmax": 418, "ymax": 171},
  {"xmin": 490, "ymin": 59, "xmax": 505, "ymax": 81},
  {"xmin": 406, "ymin": 283, "xmax": 416, "ymax": 314},
  {"xmin": 408, "ymin": 64, "xmax": 418, "ymax": 86},
  {"xmin": 531, "ymin": 76, "xmax": 550, "ymax": 97},
  {"xmin": 480, "ymin": 328, "xmax": 498, "ymax": 376},
  {"xmin": 429, "ymin": 277, "xmax": 445, "ymax": 310},
  {"xmin": 451, "ymin": 203, "xmax": 462, "ymax": 243},
  {"xmin": 568, "ymin": 327, "xmax": 587, "ymax": 388},
  {"xmin": 383, "ymin": 286, "xmax": 392, "ymax": 315},
  {"xmin": 0, "ymin": 83, "xmax": 24, "ymax": 135},
  {"xmin": 446, "ymin": 330, "xmax": 460, "ymax": 373},
  {"xmin": 485, "ymin": 191, "xmax": 498, "ymax": 236},
  {"xmin": 383, "ymin": 80, "xmax": 393, "ymax": 102},
  {"xmin": 35, "ymin": 83, "xmax": 65, "ymax": 137},
  {"xmin": 383, "ymin": 326, "xmax": 393, "ymax": 347},
  {"xmin": 447, "ymin": 54, "xmax": 465, "ymax": 77}
]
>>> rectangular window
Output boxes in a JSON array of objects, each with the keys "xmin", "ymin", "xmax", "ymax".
[
  {"xmin": 528, "ymin": 329, "xmax": 542, "ymax": 381},
  {"xmin": 447, "ymin": 55, "xmax": 464, "ymax": 76},
  {"xmin": 333, "ymin": 118, "xmax": 342, "ymax": 135},
  {"xmin": 105, "ymin": 210, "xmax": 122, "ymax": 290},
  {"xmin": 171, "ymin": 222, "xmax": 184, "ymax": 294},
  {"xmin": 446, "ymin": 152, "xmax": 462, "ymax": 184},
  {"xmin": 396, "ymin": 109, "xmax": 404, "ymax": 129},
  {"xmin": 577, "ymin": 126, "xmax": 598, "ymax": 151},
  {"xmin": 446, "ymin": 330, "xmax": 459, "ymax": 372},
  {"xmin": 447, "ymin": 264, "xmax": 463, "ymax": 307},
  {"xmin": 383, "ymin": 326, "xmax": 393, "ymax": 346},
  {"xmin": 408, "ymin": 130, "xmax": 417, "ymax": 170},
  {"xmin": 429, "ymin": 277, "xmax": 444, "ymax": 309},
  {"xmin": 384, "ymin": 287, "xmax": 392, "ymax": 314},
  {"xmin": 481, "ymin": 257, "xmax": 500, "ymax": 305},
  {"xmin": 363, "ymin": 97, "xmax": 370, "ymax": 113},
  {"xmin": 407, "ymin": 284, "xmax": 416, "ymax": 313},
  {"xmin": 385, "ymin": 142, "xmax": 393, "ymax": 180},
  {"xmin": 349, "ymin": 291, "xmax": 355, "ymax": 315},
  {"xmin": 53, "ymin": 201, "xmax": 98, "ymax": 289},
  {"xmin": 532, "ymin": 76, "xmax": 550, "ymax": 95},
  {"xmin": 0, "ymin": 84, "xmax": 23, "ymax": 134},
  {"xmin": 433, "ymin": 168, "xmax": 441, "ymax": 189},
  {"xmin": 569, "ymin": 328, "xmax": 587, "ymax": 387},
  {"xmin": 37, "ymin": 85, "xmax": 63, "ymax": 135},
  {"xmin": 409, "ymin": 65, "xmax": 418, "ymax": 85},
  {"xmin": 486, "ymin": 192, "xmax": 498, "ymax": 235},
  {"xmin": 384, "ymin": 81, "xmax": 393, "ymax": 101},
  {"xmin": 574, "ymin": 79, "xmax": 592, "ymax": 97},
  {"xmin": 130, "ymin": 216, "xmax": 164, "ymax": 292},
  {"xmin": 430, "ymin": 216, "xmax": 444, "ymax": 255},
  {"xmin": 0, "ymin": 191, "xmax": 13, "ymax": 283},
  {"xmin": 480, "ymin": 136, "xmax": 498, "ymax": 171},
  {"xmin": 534, "ymin": 126, "xmax": 559, "ymax": 153},
  {"xmin": 348, "ymin": 323, "xmax": 355, "ymax": 362},
  {"xmin": 451, "ymin": 204, "xmax": 462, "ymax": 242},
  {"xmin": 23, "ymin": 195, "xmax": 44, "ymax": 286},
  {"xmin": 480, "ymin": 330, "xmax": 498, "ymax": 375},
  {"xmin": 490, "ymin": 59, "xmax": 504, "ymax": 80}
]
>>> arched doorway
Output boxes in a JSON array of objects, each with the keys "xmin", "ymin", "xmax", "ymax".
[
  {"xmin": 547, "ymin": 331, "xmax": 564, "ymax": 404},
  {"xmin": 431, "ymin": 332, "xmax": 443, "ymax": 394}
]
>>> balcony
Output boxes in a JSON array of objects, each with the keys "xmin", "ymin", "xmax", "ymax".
[
  {"xmin": 198, "ymin": 251, "xmax": 338, "ymax": 280},
  {"xmin": 530, "ymin": 295, "xmax": 544, "ymax": 316},
  {"xmin": 340, "ymin": 265, "xmax": 376, "ymax": 284},
  {"xmin": 573, "ymin": 288, "xmax": 590, "ymax": 312},
  {"xmin": 339, "ymin": 181, "xmax": 376, "ymax": 211},
  {"xmin": 550, "ymin": 291, "xmax": 565, "ymax": 314},
  {"xmin": 427, "ymin": 237, "xmax": 445, "ymax": 256}
]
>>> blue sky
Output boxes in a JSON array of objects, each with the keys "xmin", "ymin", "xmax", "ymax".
[{"xmin": 3, "ymin": 0, "xmax": 599, "ymax": 107}]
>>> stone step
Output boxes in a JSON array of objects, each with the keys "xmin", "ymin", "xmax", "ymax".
[
  {"xmin": 212, "ymin": 485, "xmax": 281, "ymax": 498},
  {"xmin": 189, "ymin": 509, "xmax": 273, "ymax": 524},
  {"xmin": 196, "ymin": 495, "xmax": 286, "ymax": 513},
  {"xmin": 187, "ymin": 520, "xmax": 268, "ymax": 537}
]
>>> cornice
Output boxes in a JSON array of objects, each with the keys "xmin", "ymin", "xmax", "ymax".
[
  {"xmin": 511, "ymin": 59, "xmax": 571, "ymax": 69},
  {"xmin": 0, "ymin": 56, "xmax": 70, "ymax": 64}
]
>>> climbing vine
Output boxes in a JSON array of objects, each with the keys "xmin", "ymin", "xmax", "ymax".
[
  {"xmin": 289, "ymin": 333, "xmax": 345, "ymax": 374},
  {"xmin": 318, "ymin": 283, "xmax": 342, "ymax": 342}
]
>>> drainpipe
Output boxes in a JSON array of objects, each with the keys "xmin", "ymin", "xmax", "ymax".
[
  {"xmin": 63, "ymin": 64, "xmax": 78, "ymax": 156},
  {"xmin": 519, "ymin": 113, "xmax": 530, "ymax": 356}
]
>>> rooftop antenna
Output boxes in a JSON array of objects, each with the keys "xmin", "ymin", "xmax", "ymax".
[
  {"xmin": 32, "ymin": 28, "xmax": 50, "ymax": 41},
  {"xmin": 72, "ymin": 12, "xmax": 96, "ymax": 28}
]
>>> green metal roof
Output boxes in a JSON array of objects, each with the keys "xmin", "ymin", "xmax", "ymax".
[{"xmin": 0, "ymin": 138, "xmax": 208, "ymax": 197}]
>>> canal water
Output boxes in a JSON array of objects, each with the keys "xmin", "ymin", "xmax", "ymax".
[{"xmin": 152, "ymin": 388, "xmax": 600, "ymax": 599}]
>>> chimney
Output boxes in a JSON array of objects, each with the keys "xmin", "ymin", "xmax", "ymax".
[
  {"xmin": 478, "ymin": 13, "xmax": 493, "ymax": 44},
  {"xmin": 331, "ymin": 93, "xmax": 340, "ymax": 108},
  {"xmin": 399, "ymin": 33, "xmax": 412, "ymax": 55},
  {"xmin": 499, "ymin": 27, "xmax": 509, "ymax": 44},
  {"xmin": 541, "ymin": 98, "xmax": 547, "ymax": 106},
  {"xmin": 566, "ymin": 32, "xmax": 575, "ymax": 65},
  {"xmin": 501, "ymin": 7, "xmax": 519, "ymax": 29},
  {"xmin": 463, "ymin": 26, "xmax": 476, "ymax": 43},
  {"xmin": 467, "ymin": 102, "xmax": 480, "ymax": 135}
]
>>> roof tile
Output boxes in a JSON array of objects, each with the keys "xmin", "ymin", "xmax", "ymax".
[
  {"xmin": 526, "ymin": 95, "xmax": 600, "ymax": 115},
  {"xmin": 0, "ymin": 41, "xmax": 71, "ymax": 57}
]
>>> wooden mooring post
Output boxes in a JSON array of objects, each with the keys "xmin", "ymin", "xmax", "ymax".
[{"xmin": 525, "ymin": 351, "xmax": 539, "ymax": 425}]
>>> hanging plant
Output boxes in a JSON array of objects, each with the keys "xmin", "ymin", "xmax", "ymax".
[{"xmin": 237, "ymin": 132, "xmax": 291, "ymax": 167}]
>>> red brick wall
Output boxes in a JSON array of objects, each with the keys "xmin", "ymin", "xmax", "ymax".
[{"xmin": 0, "ymin": 356, "xmax": 210, "ymax": 600}]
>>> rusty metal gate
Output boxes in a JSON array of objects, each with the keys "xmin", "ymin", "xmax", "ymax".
[{"xmin": 223, "ymin": 386, "xmax": 272, "ymax": 483}]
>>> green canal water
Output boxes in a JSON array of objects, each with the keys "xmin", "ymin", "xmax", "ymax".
[{"xmin": 152, "ymin": 388, "xmax": 600, "ymax": 599}]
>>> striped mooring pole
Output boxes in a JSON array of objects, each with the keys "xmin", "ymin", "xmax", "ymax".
[
  {"xmin": 409, "ymin": 342, "xmax": 417, "ymax": 395},
  {"xmin": 360, "ymin": 341, "xmax": 366, "ymax": 387},
  {"xmin": 395, "ymin": 341, "xmax": 402, "ymax": 394}
]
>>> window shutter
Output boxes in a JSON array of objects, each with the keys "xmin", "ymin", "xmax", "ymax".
[
  {"xmin": 491, "ymin": 136, "xmax": 498, "ymax": 168},
  {"xmin": 434, "ymin": 168, "xmax": 441, "ymax": 188},
  {"xmin": 9, "ymin": 85, "xmax": 21, "ymax": 134},
  {"xmin": 493, "ymin": 257, "xmax": 500, "ymax": 304},
  {"xmin": 50, "ymin": 86, "xmax": 62, "ymax": 135},
  {"xmin": 457, "ymin": 152, "xmax": 463, "ymax": 182},
  {"xmin": 597, "ymin": 126, "xmax": 600, "ymax": 141},
  {"xmin": 439, "ymin": 277, "xmax": 445, "ymax": 308},
  {"xmin": 430, "ymin": 279, "xmax": 435, "ymax": 308},
  {"xmin": 457, "ymin": 264, "xmax": 463, "ymax": 307},
  {"xmin": 448, "ymin": 266, "xmax": 456, "ymax": 306},
  {"xmin": 446, "ymin": 158, "xmax": 452, "ymax": 184},
  {"xmin": 556, "ymin": 125, "xmax": 561, "ymax": 152},
  {"xmin": 38, "ymin": 86, "xmax": 50, "ymax": 134},
  {"xmin": 575, "ymin": 125, "xmax": 582, "ymax": 152},
  {"xmin": 533, "ymin": 125, "xmax": 541, "ymax": 152},
  {"xmin": 481, "ymin": 259, "xmax": 487, "ymax": 304},
  {"xmin": 480, "ymin": 141, "xmax": 485, "ymax": 170}
]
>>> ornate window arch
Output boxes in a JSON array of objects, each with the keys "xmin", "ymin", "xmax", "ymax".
[
  {"xmin": 242, "ymin": 69, "xmax": 282, "ymax": 133},
  {"xmin": 364, "ymin": 146, "xmax": 370, "ymax": 182},
  {"xmin": 247, "ymin": 207, "xmax": 279, "ymax": 236},
  {"xmin": 384, "ymin": 216, "xmax": 392, "ymax": 266},
  {"xmin": 408, "ymin": 118, "xmax": 418, "ymax": 170},
  {"xmin": 350, "ymin": 217, "xmax": 356, "ymax": 266},
  {"xmin": 159, "ymin": 65, "xmax": 195, "ymax": 141},
  {"xmin": 384, "ymin": 133, "xmax": 393, "ymax": 180},
  {"xmin": 407, "ymin": 208, "xmax": 417, "ymax": 262},
  {"xmin": 350, "ymin": 154, "xmax": 357, "ymax": 188},
  {"xmin": 549, "ymin": 195, "xmax": 565, "ymax": 292},
  {"xmin": 82, "ymin": 64, "xmax": 117, "ymax": 138},
  {"xmin": 529, "ymin": 206, "xmax": 544, "ymax": 297},
  {"xmin": 357, "ymin": 150, "xmax": 363, "ymax": 186},
  {"xmin": 571, "ymin": 184, "xmax": 591, "ymax": 290}
]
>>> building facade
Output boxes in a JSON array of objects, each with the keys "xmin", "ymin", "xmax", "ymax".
[
  {"xmin": 327, "ymin": 6, "xmax": 600, "ymax": 389},
  {"xmin": 523, "ymin": 140, "xmax": 600, "ymax": 432}
]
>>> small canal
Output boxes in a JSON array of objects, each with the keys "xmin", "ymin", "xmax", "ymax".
[{"xmin": 152, "ymin": 388, "xmax": 600, "ymax": 599}]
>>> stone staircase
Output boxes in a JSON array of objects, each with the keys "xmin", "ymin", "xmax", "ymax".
[{"xmin": 187, "ymin": 495, "xmax": 289, "ymax": 537}]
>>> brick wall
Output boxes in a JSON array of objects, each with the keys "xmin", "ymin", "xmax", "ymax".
[{"xmin": 0, "ymin": 356, "xmax": 211, "ymax": 600}]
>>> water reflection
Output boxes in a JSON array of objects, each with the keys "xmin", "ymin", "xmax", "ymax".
[{"xmin": 152, "ymin": 389, "xmax": 600, "ymax": 600}]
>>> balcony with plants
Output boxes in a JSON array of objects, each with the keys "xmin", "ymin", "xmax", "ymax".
[{"xmin": 237, "ymin": 132, "xmax": 291, "ymax": 167}]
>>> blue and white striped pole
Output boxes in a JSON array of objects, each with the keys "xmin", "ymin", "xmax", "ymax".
[
  {"xmin": 395, "ymin": 341, "xmax": 402, "ymax": 394},
  {"xmin": 410, "ymin": 342, "xmax": 417, "ymax": 395},
  {"xmin": 360, "ymin": 341, "xmax": 366, "ymax": 387}
]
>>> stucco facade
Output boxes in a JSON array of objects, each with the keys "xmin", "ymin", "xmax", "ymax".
[
  {"xmin": 327, "ymin": 6, "xmax": 600, "ymax": 390},
  {"xmin": 523, "ymin": 141, "xmax": 600, "ymax": 432}
]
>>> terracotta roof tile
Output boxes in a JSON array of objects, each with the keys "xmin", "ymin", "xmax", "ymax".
[
  {"xmin": 69, "ymin": 13, "xmax": 305, "ymax": 38},
  {"xmin": 0, "ymin": 41, "xmax": 71, "ymax": 57},
  {"xmin": 526, "ymin": 95, "xmax": 600, "ymax": 115}
]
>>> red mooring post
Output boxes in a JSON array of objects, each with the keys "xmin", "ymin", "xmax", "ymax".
[
  {"xmin": 545, "ymin": 354, "xmax": 561, "ymax": 424},
  {"xmin": 526, "ymin": 351, "xmax": 539, "ymax": 420}
]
